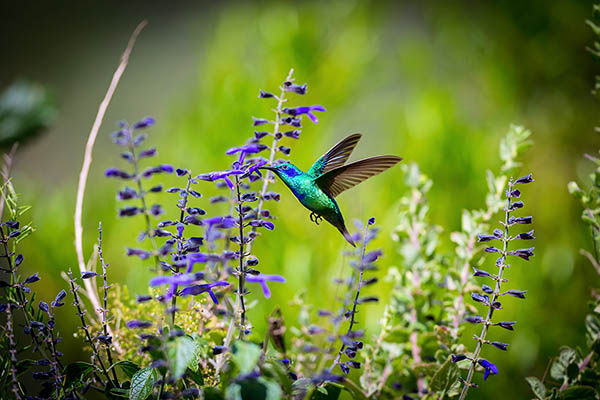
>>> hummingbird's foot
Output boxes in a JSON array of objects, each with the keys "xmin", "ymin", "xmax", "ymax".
[{"xmin": 310, "ymin": 212, "xmax": 323, "ymax": 225}]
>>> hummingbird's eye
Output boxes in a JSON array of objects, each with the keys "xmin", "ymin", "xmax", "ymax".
[{"xmin": 281, "ymin": 165, "xmax": 288, "ymax": 170}]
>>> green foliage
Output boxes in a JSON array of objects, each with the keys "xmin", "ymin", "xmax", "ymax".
[
  {"xmin": 167, "ymin": 335, "xmax": 197, "ymax": 379},
  {"xmin": 0, "ymin": 79, "xmax": 56, "ymax": 147},
  {"xmin": 129, "ymin": 367, "xmax": 158, "ymax": 400}
]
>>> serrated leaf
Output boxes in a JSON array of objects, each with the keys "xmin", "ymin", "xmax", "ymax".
[
  {"xmin": 561, "ymin": 385, "xmax": 599, "ymax": 400},
  {"xmin": 110, "ymin": 360, "xmax": 140, "ymax": 379},
  {"xmin": 525, "ymin": 376, "xmax": 546, "ymax": 399},
  {"xmin": 167, "ymin": 335, "xmax": 196, "ymax": 379},
  {"xmin": 551, "ymin": 347, "xmax": 578, "ymax": 381},
  {"xmin": 430, "ymin": 357, "xmax": 460, "ymax": 395},
  {"xmin": 231, "ymin": 341, "xmax": 261, "ymax": 374},
  {"xmin": 129, "ymin": 367, "xmax": 157, "ymax": 400},
  {"xmin": 189, "ymin": 336, "xmax": 210, "ymax": 373},
  {"xmin": 586, "ymin": 314, "xmax": 600, "ymax": 339}
]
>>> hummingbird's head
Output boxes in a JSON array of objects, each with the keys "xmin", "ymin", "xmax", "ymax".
[{"xmin": 261, "ymin": 162, "xmax": 303, "ymax": 182}]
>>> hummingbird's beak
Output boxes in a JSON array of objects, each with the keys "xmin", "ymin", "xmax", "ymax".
[{"xmin": 260, "ymin": 166, "xmax": 276, "ymax": 172}]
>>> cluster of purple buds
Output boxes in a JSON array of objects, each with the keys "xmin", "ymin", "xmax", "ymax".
[{"xmin": 453, "ymin": 173, "xmax": 534, "ymax": 389}]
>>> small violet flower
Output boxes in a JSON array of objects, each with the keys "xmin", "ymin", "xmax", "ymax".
[
  {"xmin": 283, "ymin": 105, "xmax": 326, "ymax": 124},
  {"xmin": 179, "ymin": 281, "xmax": 229, "ymax": 304},
  {"xmin": 246, "ymin": 274, "xmax": 286, "ymax": 299},
  {"xmin": 478, "ymin": 359, "xmax": 498, "ymax": 380}
]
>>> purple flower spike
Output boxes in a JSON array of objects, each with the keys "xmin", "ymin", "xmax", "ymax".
[
  {"xmin": 246, "ymin": 274, "xmax": 286, "ymax": 298},
  {"xmin": 226, "ymin": 144, "xmax": 268, "ymax": 156},
  {"xmin": 283, "ymin": 105, "xmax": 326, "ymax": 124},
  {"xmin": 195, "ymin": 169, "xmax": 244, "ymax": 191},
  {"xmin": 179, "ymin": 281, "xmax": 229, "ymax": 304},
  {"xmin": 478, "ymin": 359, "xmax": 498, "ymax": 380}
]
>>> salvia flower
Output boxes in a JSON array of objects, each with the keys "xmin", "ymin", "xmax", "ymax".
[
  {"xmin": 245, "ymin": 274, "xmax": 286, "ymax": 298},
  {"xmin": 282, "ymin": 105, "xmax": 326, "ymax": 124},
  {"xmin": 456, "ymin": 174, "xmax": 534, "ymax": 396},
  {"xmin": 179, "ymin": 281, "xmax": 229, "ymax": 304}
]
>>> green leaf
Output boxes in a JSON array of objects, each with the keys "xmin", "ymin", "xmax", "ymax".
[
  {"xmin": 64, "ymin": 361, "xmax": 99, "ymax": 388},
  {"xmin": 586, "ymin": 314, "xmax": 600, "ymax": 339},
  {"xmin": 560, "ymin": 385, "xmax": 599, "ymax": 400},
  {"xmin": 110, "ymin": 360, "xmax": 140, "ymax": 379},
  {"xmin": 310, "ymin": 383, "xmax": 342, "ymax": 400},
  {"xmin": 551, "ymin": 347, "xmax": 578, "ymax": 381},
  {"xmin": 430, "ymin": 357, "xmax": 460, "ymax": 395},
  {"xmin": 186, "ymin": 367, "xmax": 204, "ymax": 386},
  {"xmin": 167, "ymin": 335, "xmax": 196, "ymax": 379},
  {"xmin": 129, "ymin": 367, "xmax": 157, "ymax": 400},
  {"xmin": 231, "ymin": 341, "xmax": 261, "ymax": 374},
  {"xmin": 109, "ymin": 388, "xmax": 130, "ymax": 398},
  {"xmin": 526, "ymin": 376, "xmax": 546, "ymax": 399},
  {"xmin": 203, "ymin": 386, "xmax": 225, "ymax": 400},
  {"xmin": 189, "ymin": 335, "xmax": 210, "ymax": 373},
  {"xmin": 15, "ymin": 359, "xmax": 36, "ymax": 377}
]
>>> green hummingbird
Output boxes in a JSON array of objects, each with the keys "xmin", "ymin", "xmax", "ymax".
[{"xmin": 261, "ymin": 133, "xmax": 402, "ymax": 247}]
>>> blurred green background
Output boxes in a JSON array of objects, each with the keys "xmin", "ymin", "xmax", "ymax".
[{"xmin": 1, "ymin": 0, "xmax": 599, "ymax": 398}]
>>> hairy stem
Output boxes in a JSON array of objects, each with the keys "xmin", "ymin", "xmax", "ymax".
[
  {"xmin": 329, "ymin": 223, "xmax": 369, "ymax": 372},
  {"xmin": 459, "ymin": 180, "xmax": 513, "ymax": 400}
]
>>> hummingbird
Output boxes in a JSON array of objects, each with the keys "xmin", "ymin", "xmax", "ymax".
[{"xmin": 261, "ymin": 133, "xmax": 402, "ymax": 247}]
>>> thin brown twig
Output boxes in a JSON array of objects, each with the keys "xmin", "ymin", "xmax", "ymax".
[{"xmin": 73, "ymin": 21, "xmax": 146, "ymax": 354}]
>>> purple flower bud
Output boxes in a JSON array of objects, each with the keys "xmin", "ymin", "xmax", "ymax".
[
  {"xmin": 252, "ymin": 117, "xmax": 270, "ymax": 126},
  {"xmin": 15, "ymin": 254, "xmax": 23, "ymax": 267},
  {"xmin": 503, "ymin": 289, "xmax": 526, "ymax": 299},
  {"xmin": 175, "ymin": 168, "xmax": 189, "ymax": 177},
  {"xmin": 346, "ymin": 360, "xmax": 361, "ymax": 369},
  {"xmin": 507, "ymin": 189, "xmax": 521, "ymax": 198},
  {"xmin": 136, "ymin": 295, "xmax": 153, "ymax": 303},
  {"xmin": 473, "ymin": 268, "xmax": 492, "ymax": 278},
  {"xmin": 283, "ymin": 130, "xmax": 300, "ymax": 139},
  {"xmin": 126, "ymin": 248, "xmax": 151, "ymax": 260},
  {"xmin": 283, "ymin": 105, "xmax": 326, "ymax": 124},
  {"xmin": 516, "ymin": 230, "xmax": 535, "ymax": 240},
  {"xmin": 490, "ymin": 341, "xmax": 509, "ymax": 351},
  {"xmin": 23, "ymin": 273, "xmax": 40, "ymax": 284},
  {"xmin": 105, "ymin": 168, "xmax": 133, "ymax": 179},
  {"xmin": 254, "ymin": 131, "xmax": 270, "ymax": 140},
  {"xmin": 126, "ymin": 320, "xmax": 153, "ymax": 329},
  {"xmin": 509, "ymin": 201, "xmax": 524, "ymax": 211},
  {"xmin": 39, "ymin": 301, "xmax": 49, "ymax": 314},
  {"xmin": 139, "ymin": 147, "xmax": 157, "ymax": 158},
  {"xmin": 358, "ymin": 296, "xmax": 379, "ymax": 304},
  {"xmin": 508, "ymin": 248, "xmax": 534, "ymax": 260},
  {"xmin": 339, "ymin": 363, "xmax": 350, "ymax": 374},
  {"xmin": 515, "ymin": 174, "xmax": 534, "ymax": 184},
  {"xmin": 278, "ymin": 145, "xmax": 291, "ymax": 155},
  {"xmin": 118, "ymin": 206, "xmax": 141, "ymax": 217},
  {"xmin": 452, "ymin": 354, "xmax": 468, "ymax": 363},
  {"xmin": 491, "ymin": 301, "xmax": 502, "ymax": 309},
  {"xmin": 465, "ymin": 315, "xmax": 483, "ymax": 324},
  {"xmin": 133, "ymin": 117, "xmax": 155, "ymax": 129},
  {"xmin": 117, "ymin": 187, "xmax": 138, "ymax": 200},
  {"xmin": 142, "ymin": 164, "xmax": 174, "ymax": 178},
  {"xmin": 496, "ymin": 321, "xmax": 516, "ymax": 330},
  {"xmin": 258, "ymin": 90, "xmax": 274, "ymax": 98},
  {"xmin": 283, "ymin": 81, "xmax": 307, "ymax": 95},
  {"xmin": 478, "ymin": 234, "xmax": 497, "ymax": 242},
  {"xmin": 149, "ymin": 204, "xmax": 164, "ymax": 217},
  {"xmin": 508, "ymin": 216, "xmax": 532, "ymax": 225},
  {"xmin": 471, "ymin": 293, "xmax": 490, "ymax": 305},
  {"xmin": 485, "ymin": 247, "xmax": 501, "ymax": 254},
  {"xmin": 81, "ymin": 272, "xmax": 98, "ymax": 279},
  {"xmin": 482, "ymin": 285, "xmax": 494, "ymax": 294}
]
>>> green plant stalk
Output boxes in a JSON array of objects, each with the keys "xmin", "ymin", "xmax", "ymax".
[{"xmin": 459, "ymin": 180, "xmax": 513, "ymax": 400}]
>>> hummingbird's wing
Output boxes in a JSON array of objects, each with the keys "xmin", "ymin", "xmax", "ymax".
[
  {"xmin": 315, "ymin": 155, "xmax": 402, "ymax": 198},
  {"xmin": 307, "ymin": 133, "xmax": 362, "ymax": 177}
]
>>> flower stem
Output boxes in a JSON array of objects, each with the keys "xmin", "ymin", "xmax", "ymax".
[
  {"xmin": 459, "ymin": 180, "xmax": 514, "ymax": 400},
  {"xmin": 235, "ymin": 175, "xmax": 248, "ymax": 339},
  {"xmin": 329, "ymin": 222, "xmax": 369, "ymax": 372},
  {"xmin": 97, "ymin": 223, "xmax": 120, "ymax": 386}
]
